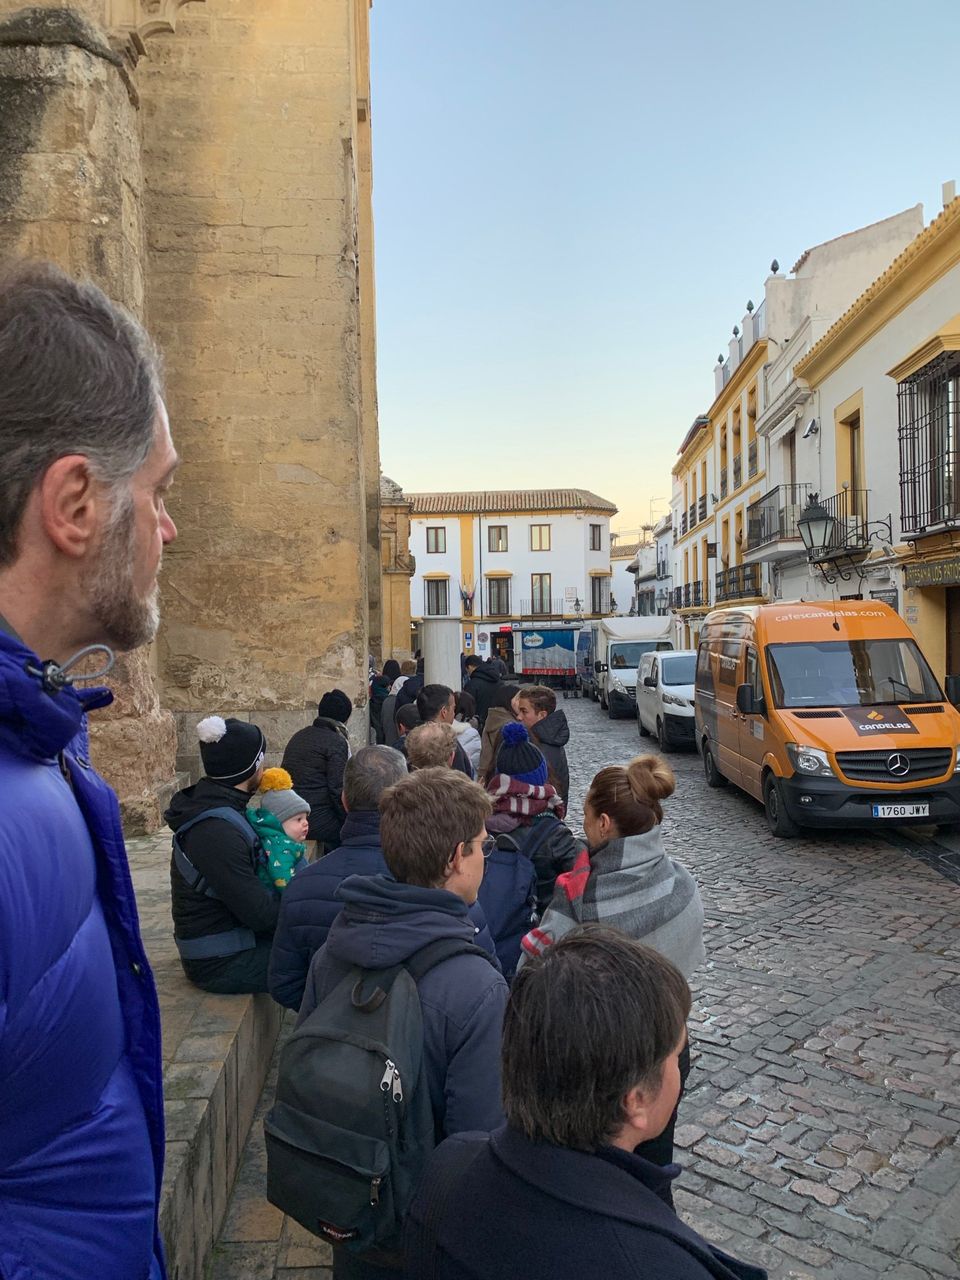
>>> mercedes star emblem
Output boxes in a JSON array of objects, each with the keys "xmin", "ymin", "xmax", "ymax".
[{"xmin": 886, "ymin": 753, "xmax": 910, "ymax": 777}]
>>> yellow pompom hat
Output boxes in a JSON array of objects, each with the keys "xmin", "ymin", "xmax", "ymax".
[{"xmin": 258, "ymin": 767, "xmax": 310, "ymax": 823}]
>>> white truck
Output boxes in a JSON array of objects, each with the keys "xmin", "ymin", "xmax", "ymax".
[{"xmin": 593, "ymin": 617, "xmax": 674, "ymax": 719}]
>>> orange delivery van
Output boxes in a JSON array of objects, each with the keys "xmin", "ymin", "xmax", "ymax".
[{"xmin": 695, "ymin": 600, "xmax": 960, "ymax": 838}]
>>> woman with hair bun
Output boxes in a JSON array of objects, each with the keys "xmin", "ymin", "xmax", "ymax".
[{"xmin": 519, "ymin": 753, "xmax": 704, "ymax": 1192}]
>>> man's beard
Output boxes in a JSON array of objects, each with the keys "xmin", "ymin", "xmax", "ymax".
[{"xmin": 81, "ymin": 497, "xmax": 160, "ymax": 652}]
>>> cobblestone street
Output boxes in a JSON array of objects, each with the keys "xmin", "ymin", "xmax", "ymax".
[{"xmin": 214, "ymin": 696, "xmax": 960, "ymax": 1279}]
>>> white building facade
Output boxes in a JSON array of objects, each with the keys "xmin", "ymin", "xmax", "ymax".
[{"xmin": 406, "ymin": 489, "xmax": 617, "ymax": 660}]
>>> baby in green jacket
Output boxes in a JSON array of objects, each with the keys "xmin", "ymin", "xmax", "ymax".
[{"xmin": 248, "ymin": 767, "xmax": 311, "ymax": 891}]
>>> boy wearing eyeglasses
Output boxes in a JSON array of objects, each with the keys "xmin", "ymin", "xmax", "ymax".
[{"xmin": 298, "ymin": 767, "xmax": 508, "ymax": 1278}]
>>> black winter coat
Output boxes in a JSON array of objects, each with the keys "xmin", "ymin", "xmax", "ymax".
[
  {"xmin": 395, "ymin": 674, "xmax": 424, "ymax": 711},
  {"xmin": 463, "ymin": 665, "xmax": 501, "ymax": 728},
  {"xmin": 405, "ymin": 1126, "xmax": 767, "ymax": 1280},
  {"xmin": 531, "ymin": 709, "xmax": 570, "ymax": 805},
  {"xmin": 512, "ymin": 813, "xmax": 582, "ymax": 915},
  {"xmin": 165, "ymin": 778, "xmax": 280, "ymax": 986},
  {"xmin": 281, "ymin": 716, "xmax": 349, "ymax": 845}
]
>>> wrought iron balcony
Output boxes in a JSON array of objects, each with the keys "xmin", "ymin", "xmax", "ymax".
[
  {"xmin": 817, "ymin": 489, "xmax": 871, "ymax": 555},
  {"xmin": 519, "ymin": 597, "xmax": 567, "ymax": 618},
  {"xmin": 673, "ymin": 586, "xmax": 683, "ymax": 608},
  {"xmin": 720, "ymin": 470, "xmax": 729, "ymax": 498},
  {"xmin": 748, "ymin": 439, "xmax": 758, "ymax": 477},
  {"xmin": 688, "ymin": 503, "xmax": 696, "ymax": 529},
  {"xmin": 715, "ymin": 563, "xmax": 763, "ymax": 602},
  {"xmin": 698, "ymin": 494, "xmax": 708, "ymax": 522},
  {"xmin": 732, "ymin": 456, "xmax": 743, "ymax": 490},
  {"xmin": 746, "ymin": 483, "xmax": 813, "ymax": 552},
  {"xmin": 680, "ymin": 511, "xmax": 688, "ymax": 536}
]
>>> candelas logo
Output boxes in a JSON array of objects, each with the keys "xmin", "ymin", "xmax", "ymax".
[
  {"xmin": 866, "ymin": 710, "xmax": 885, "ymax": 722},
  {"xmin": 842, "ymin": 705, "xmax": 918, "ymax": 736}
]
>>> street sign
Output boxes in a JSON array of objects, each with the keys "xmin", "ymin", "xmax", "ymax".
[{"xmin": 464, "ymin": 631, "xmax": 473, "ymax": 647}]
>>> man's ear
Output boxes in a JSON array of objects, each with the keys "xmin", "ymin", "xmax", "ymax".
[
  {"xmin": 341, "ymin": 788, "xmax": 349, "ymax": 813},
  {"xmin": 444, "ymin": 842, "xmax": 465, "ymax": 883},
  {"xmin": 38, "ymin": 454, "xmax": 102, "ymax": 558},
  {"xmin": 621, "ymin": 1083, "xmax": 654, "ymax": 1139}
]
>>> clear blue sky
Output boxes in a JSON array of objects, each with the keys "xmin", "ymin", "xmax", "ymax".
[{"xmin": 371, "ymin": 0, "xmax": 959, "ymax": 533}]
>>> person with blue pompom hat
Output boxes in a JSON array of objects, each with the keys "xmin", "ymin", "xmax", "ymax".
[{"xmin": 477, "ymin": 722, "xmax": 583, "ymax": 977}]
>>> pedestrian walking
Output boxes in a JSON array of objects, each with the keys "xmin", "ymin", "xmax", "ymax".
[
  {"xmin": 0, "ymin": 260, "xmax": 176, "ymax": 1279},
  {"xmin": 167, "ymin": 716, "xmax": 279, "ymax": 993},
  {"xmin": 519, "ymin": 754, "xmax": 705, "ymax": 1187},
  {"xmin": 515, "ymin": 683, "xmax": 571, "ymax": 804},
  {"xmin": 405, "ymin": 927, "xmax": 766, "ymax": 1280},
  {"xmin": 477, "ymin": 681, "xmax": 520, "ymax": 782},
  {"xmin": 281, "ymin": 690, "xmax": 353, "ymax": 852}
]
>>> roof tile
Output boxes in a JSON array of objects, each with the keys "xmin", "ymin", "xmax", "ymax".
[{"xmin": 407, "ymin": 488, "xmax": 618, "ymax": 516}]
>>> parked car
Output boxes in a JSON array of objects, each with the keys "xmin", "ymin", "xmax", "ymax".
[
  {"xmin": 636, "ymin": 649, "xmax": 697, "ymax": 751},
  {"xmin": 696, "ymin": 600, "xmax": 960, "ymax": 838}
]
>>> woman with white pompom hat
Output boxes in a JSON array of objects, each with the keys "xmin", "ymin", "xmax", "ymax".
[{"xmin": 164, "ymin": 713, "xmax": 280, "ymax": 993}]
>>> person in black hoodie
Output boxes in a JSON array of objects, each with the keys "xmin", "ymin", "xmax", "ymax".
[
  {"xmin": 281, "ymin": 690, "xmax": 352, "ymax": 850},
  {"xmin": 406, "ymin": 928, "xmax": 767, "ymax": 1280},
  {"xmin": 463, "ymin": 654, "xmax": 500, "ymax": 728},
  {"xmin": 166, "ymin": 715, "xmax": 279, "ymax": 993},
  {"xmin": 515, "ymin": 684, "xmax": 570, "ymax": 805}
]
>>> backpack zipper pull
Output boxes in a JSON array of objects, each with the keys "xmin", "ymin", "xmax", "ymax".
[
  {"xmin": 380, "ymin": 1060, "xmax": 395, "ymax": 1093},
  {"xmin": 370, "ymin": 1175, "xmax": 382, "ymax": 1206},
  {"xmin": 392, "ymin": 1067, "xmax": 403, "ymax": 1103}
]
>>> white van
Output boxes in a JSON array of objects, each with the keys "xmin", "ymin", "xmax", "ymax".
[
  {"xmin": 636, "ymin": 649, "xmax": 697, "ymax": 751},
  {"xmin": 594, "ymin": 617, "xmax": 674, "ymax": 718}
]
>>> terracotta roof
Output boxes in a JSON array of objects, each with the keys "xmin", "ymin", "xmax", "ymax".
[
  {"xmin": 611, "ymin": 541, "xmax": 642, "ymax": 559},
  {"xmin": 408, "ymin": 489, "xmax": 617, "ymax": 516},
  {"xmin": 796, "ymin": 198, "xmax": 960, "ymax": 380}
]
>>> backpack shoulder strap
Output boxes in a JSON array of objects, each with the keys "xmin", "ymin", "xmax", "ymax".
[
  {"xmin": 408, "ymin": 1137, "xmax": 488, "ymax": 1280},
  {"xmin": 515, "ymin": 814, "xmax": 560, "ymax": 863},
  {"xmin": 403, "ymin": 937, "xmax": 496, "ymax": 984},
  {"xmin": 173, "ymin": 806, "xmax": 259, "ymax": 898}
]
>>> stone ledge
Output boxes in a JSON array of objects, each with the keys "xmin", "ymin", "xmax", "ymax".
[{"xmin": 129, "ymin": 831, "xmax": 283, "ymax": 1280}]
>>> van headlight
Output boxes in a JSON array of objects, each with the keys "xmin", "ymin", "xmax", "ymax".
[
  {"xmin": 663, "ymin": 693, "xmax": 688, "ymax": 707},
  {"xmin": 786, "ymin": 743, "xmax": 834, "ymax": 777},
  {"xmin": 611, "ymin": 677, "xmax": 627, "ymax": 694}
]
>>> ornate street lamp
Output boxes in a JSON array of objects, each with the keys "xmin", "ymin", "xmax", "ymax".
[
  {"xmin": 609, "ymin": 595, "xmax": 619, "ymax": 615},
  {"xmin": 796, "ymin": 493, "xmax": 836, "ymax": 561},
  {"xmin": 573, "ymin": 596, "xmax": 583, "ymax": 622}
]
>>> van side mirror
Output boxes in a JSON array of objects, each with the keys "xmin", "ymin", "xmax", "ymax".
[
  {"xmin": 594, "ymin": 661, "xmax": 607, "ymax": 674},
  {"xmin": 643, "ymin": 675, "xmax": 657, "ymax": 687},
  {"xmin": 736, "ymin": 683, "xmax": 762, "ymax": 715},
  {"xmin": 946, "ymin": 674, "xmax": 960, "ymax": 707}
]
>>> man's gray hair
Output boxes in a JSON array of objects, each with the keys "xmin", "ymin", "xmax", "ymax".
[
  {"xmin": 344, "ymin": 745, "xmax": 408, "ymax": 811},
  {"xmin": 0, "ymin": 260, "xmax": 162, "ymax": 567}
]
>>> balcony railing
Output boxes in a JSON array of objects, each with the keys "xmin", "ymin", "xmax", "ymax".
[
  {"xmin": 680, "ymin": 581, "xmax": 705, "ymax": 609},
  {"xmin": 698, "ymin": 494, "xmax": 708, "ymax": 522},
  {"xmin": 519, "ymin": 597, "xmax": 568, "ymax": 617},
  {"xmin": 673, "ymin": 586, "xmax": 683, "ymax": 608},
  {"xmin": 746, "ymin": 483, "xmax": 813, "ymax": 551},
  {"xmin": 680, "ymin": 511, "xmax": 688, "ymax": 536},
  {"xmin": 897, "ymin": 355, "xmax": 960, "ymax": 535},
  {"xmin": 720, "ymin": 470, "xmax": 729, "ymax": 498},
  {"xmin": 688, "ymin": 503, "xmax": 696, "ymax": 529},
  {"xmin": 748, "ymin": 438, "xmax": 758, "ymax": 477},
  {"xmin": 732, "ymin": 455, "xmax": 743, "ymax": 490},
  {"xmin": 715, "ymin": 563, "xmax": 763, "ymax": 602},
  {"xmin": 818, "ymin": 490, "xmax": 870, "ymax": 556}
]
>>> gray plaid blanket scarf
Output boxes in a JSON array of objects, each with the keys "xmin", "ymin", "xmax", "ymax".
[{"xmin": 519, "ymin": 827, "xmax": 705, "ymax": 978}]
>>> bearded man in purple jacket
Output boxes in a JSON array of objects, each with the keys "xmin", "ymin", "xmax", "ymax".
[{"xmin": 0, "ymin": 261, "xmax": 178, "ymax": 1279}]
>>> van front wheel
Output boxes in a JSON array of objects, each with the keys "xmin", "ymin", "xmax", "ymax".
[
  {"xmin": 702, "ymin": 742, "xmax": 726, "ymax": 788},
  {"xmin": 763, "ymin": 774, "xmax": 799, "ymax": 839}
]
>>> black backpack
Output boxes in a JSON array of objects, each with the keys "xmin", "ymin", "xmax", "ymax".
[{"xmin": 264, "ymin": 937, "xmax": 494, "ymax": 1256}]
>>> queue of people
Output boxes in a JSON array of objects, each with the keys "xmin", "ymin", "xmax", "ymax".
[{"xmin": 0, "ymin": 263, "xmax": 763, "ymax": 1280}]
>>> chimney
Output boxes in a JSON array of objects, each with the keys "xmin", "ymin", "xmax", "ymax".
[{"xmin": 943, "ymin": 180, "xmax": 956, "ymax": 208}]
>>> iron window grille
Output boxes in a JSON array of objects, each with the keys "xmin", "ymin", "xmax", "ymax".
[{"xmin": 898, "ymin": 352, "xmax": 960, "ymax": 535}]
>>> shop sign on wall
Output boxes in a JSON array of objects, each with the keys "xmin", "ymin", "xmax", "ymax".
[{"xmin": 904, "ymin": 557, "xmax": 960, "ymax": 589}]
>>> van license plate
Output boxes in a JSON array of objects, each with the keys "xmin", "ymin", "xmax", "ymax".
[{"xmin": 872, "ymin": 803, "xmax": 929, "ymax": 819}]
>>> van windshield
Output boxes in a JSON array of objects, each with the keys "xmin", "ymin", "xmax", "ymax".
[
  {"xmin": 766, "ymin": 640, "xmax": 942, "ymax": 709},
  {"xmin": 610, "ymin": 642, "xmax": 658, "ymax": 669},
  {"xmin": 661, "ymin": 654, "xmax": 696, "ymax": 686}
]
